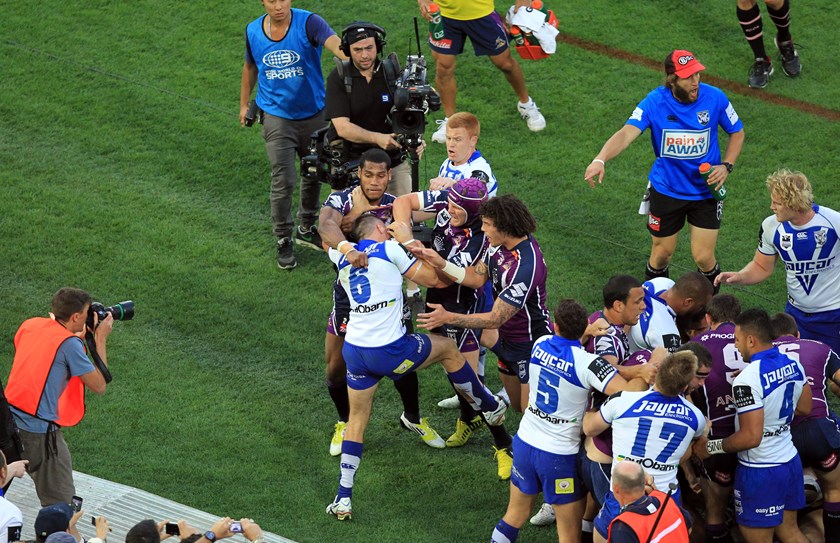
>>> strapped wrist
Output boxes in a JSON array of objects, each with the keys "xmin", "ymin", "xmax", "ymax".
[
  {"xmin": 706, "ymin": 438, "xmax": 726, "ymax": 455},
  {"xmin": 441, "ymin": 261, "xmax": 466, "ymax": 284}
]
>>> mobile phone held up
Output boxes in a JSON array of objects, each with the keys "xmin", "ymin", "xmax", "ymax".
[
  {"xmin": 71, "ymin": 496, "xmax": 83, "ymax": 513},
  {"xmin": 230, "ymin": 522, "xmax": 243, "ymax": 534},
  {"xmin": 165, "ymin": 523, "xmax": 180, "ymax": 536}
]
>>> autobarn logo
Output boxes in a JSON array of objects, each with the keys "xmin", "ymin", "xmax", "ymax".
[
  {"xmin": 352, "ymin": 299, "xmax": 394, "ymax": 313},
  {"xmin": 616, "ymin": 454, "xmax": 678, "ymax": 471},
  {"xmin": 263, "ymin": 50, "xmax": 300, "ymax": 68}
]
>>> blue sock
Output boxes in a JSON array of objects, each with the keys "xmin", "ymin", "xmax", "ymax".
[
  {"xmin": 447, "ymin": 363, "xmax": 498, "ymax": 411},
  {"xmin": 337, "ymin": 440, "xmax": 363, "ymax": 498},
  {"xmin": 491, "ymin": 519, "xmax": 519, "ymax": 543}
]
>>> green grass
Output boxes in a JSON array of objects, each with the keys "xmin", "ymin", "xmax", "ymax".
[{"xmin": 1, "ymin": 1, "xmax": 839, "ymax": 542}]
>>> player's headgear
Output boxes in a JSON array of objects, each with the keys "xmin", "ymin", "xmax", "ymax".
[
  {"xmin": 664, "ymin": 50, "xmax": 705, "ymax": 78},
  {"xmin": 340, "ymin": 22, "xmax": 387, "ymax": 56},
  {"xmin": 448, "ymin": 178, "xmax": 488, "ymax": 225}
]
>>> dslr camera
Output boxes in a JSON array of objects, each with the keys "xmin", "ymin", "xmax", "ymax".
[
  {"xmin": 300, "ymin": 127, "xmax": 360, "ymax": 191},
  {"xmin": 86, "ymin": 300, "xmax": 135, "ymax": 330},
  {"xmin": 390, "ymin": 54, "xmax": 441, "ymax": 143}
]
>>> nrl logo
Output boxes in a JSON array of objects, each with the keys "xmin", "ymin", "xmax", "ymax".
[{"xmin": 697, "ymin": 110, "xmax": 710, "ymax": 126}]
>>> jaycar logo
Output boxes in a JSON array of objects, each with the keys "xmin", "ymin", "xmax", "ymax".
[
  {"xmin": 263, "ymin": 50, "xmax": 300, "ymax": 69},
  {"xmin": 677, "ymin": 55, "xmax": 695, "ymax": 65}
]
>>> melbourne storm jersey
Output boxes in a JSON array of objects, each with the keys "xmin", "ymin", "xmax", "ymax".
[
  {"xmin": 757, "ymin": 205, "xmax": 840, "ymax": 313},
  {"xmin": 585, "ymin": 310, "xmax": 630, "ymax": 363},
  {"xmin": 629, "ymin": 278, "xmax": 681, "ymax": 354},
  {"xmin": 519, "ymin": 335, "xmax": 617, "ymax": 455},
  {"xmin": 732, "ymin": 347, "xmax": 807, "ymax": 466},
  {"xmin": 437, "ymin": 150, "xmax": 498, "ymax": 197},
  {"xmin": 329, "ymin": 239, "xmax": 414, "ymax": 347},
  {"xmin": 691, "ymin": 323, "xmax": 747, "ymax": 439},
  {"xmin": 600, "ymin": 389, "xmax": 704, "ymax": 490},
  {"xmin": 419, "ymin": 190, "xmax": 489, "ymax": 311},
  {"xmin": 774, "ymin": 336, "xmax": 840, "ymax": 424},
  {"xmin": 625, "ymin": 83, "xmax": 743, "ymax": 200},
  {"xmin": 484, "ymin": 236, "xmax": 552, "ymax": 343}
]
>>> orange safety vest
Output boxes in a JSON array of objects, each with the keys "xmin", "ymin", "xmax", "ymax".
[
  {"xmin": 5, "ymin": 318, "xmax": 87, "ymax": 427},
  {"xmin": 608, "ymin": 491, "xmax": 689, "ymax": 543}
]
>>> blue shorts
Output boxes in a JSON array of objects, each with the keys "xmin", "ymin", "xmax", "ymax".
[
  {"xmin": 510, "ymin": 434, "xmax": 583, "ymax": 505},
  {"xmin": 792, "ymin": 417, "xmax": 840, "ymax": 472},
  {"xmin": 787, "ymin": 304, "xmax": 840, "ymax": 356},
  {"xmin": 595, "ymin": 487, "xmax": 682, "ymax": 538},
  {"xmin": 733, "ymin": 456, "xmax": 805, "ymax": 528},
  {"xmin": 579, "ymin": 452, "xmax": 612, "ymax": 508},
  {"xmin": 342, "ymin": 334, "xmax": 433, "ymax": 390},
  {"xmin": 493, "ymin": 338, "xmax": 534, "ymax": 383},
  {"xmin": 428, "ymin": 11, "xmax": 509, "ymax": 57}
]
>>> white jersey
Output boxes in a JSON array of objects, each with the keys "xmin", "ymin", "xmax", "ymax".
[
  {"xmin": 328, "ymin": 239, "xmax": 414, "ymax": 347},
  {"xmin": 0, "ymin": 496, "xmax": 22, "ymax": 543},
  {"xmin": 438, "ymin": 150, "xmax": 498, "ymax": 197},
  {"xmin": 518, "ymin": 335, "xmax": 617, "ymax": 454},
  {"xmin": 600, "ymin": 389, "xmax": 704, "ymax": 490},
  {"xmin": 758, "ymin": 205, "xmax": 840, "ymax": 313},
  {"xmin": 628, "ymin": 278, "xmax": 682, "ymax": 353},
  {"xmin": 732, "ymin": 346, "xmax": 807, "ymax": 466}
]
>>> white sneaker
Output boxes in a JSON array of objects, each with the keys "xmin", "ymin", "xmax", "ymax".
[
  {"xmin": 431, "ymin": 118, "xmax": 448, "ymax": 143},
  {"xmin": 483, "ymin": 394, "xmax": 509, "ymax": 426},
  {"xmin": 517, "ymin": 99, "xmax": 546, "ymax": 132},
  {"xmin": 530, "ymin": 502, "xmax": 556, "ymax": 526},
  {"xmin": 326, "ymin": 496, "xmax": 352, "ymax": 520},
  {"xmin": 437, "ymin": 395, "xmax": 460, "ymax": 409}
]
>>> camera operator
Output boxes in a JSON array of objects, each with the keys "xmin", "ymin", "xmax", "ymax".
[
  {"xmin": 324, "ymin": 22, "xmax": 421, "ymax": 197},
  {"xmin": 3, "ymin": 288, "xmax": 114, "ymax": 506}
]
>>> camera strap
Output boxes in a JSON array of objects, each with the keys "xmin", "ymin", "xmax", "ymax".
[
  {"xmin": 334, "ymin": 53, "xmax": 401, "ymax": 96},
  {"xmin": 84, "ymin": 331, "xmax": 113, "ymax": 384}
]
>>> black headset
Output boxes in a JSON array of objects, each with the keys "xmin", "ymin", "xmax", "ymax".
[{"xmin": 339, "ymin": 22, "xmax": 387, "ymax": 57}]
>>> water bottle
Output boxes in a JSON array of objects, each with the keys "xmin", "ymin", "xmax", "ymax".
[
  {"xmin": 531, "ymin": 0, "xmax": 550, "ymax": 17},
  {"xmin": 429, "ymin": 3, "xmax": 445, "ymax": 41},
  {"xmin": 700, "ymin": 162, "xmax": 728, "ymax": 201},
  {"xmin": 509, "ymin": 25, "xmax": 526, "ymax": 47}
]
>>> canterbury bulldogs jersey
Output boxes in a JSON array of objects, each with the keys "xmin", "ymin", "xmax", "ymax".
[
  {"xmin": 625, "ymin": 83, "xmax": 743, "ymax": 200},
  {"xmin": 329, "ymin": 239, "xmax": 414, "ymax": 347},
  {"xmin": 484, "ymin": 236, "xmax": 552, "ymax": 343},
  {"xmin": 758, "ymin": 205, "xmax": 840, "ymax": 313},
  {"xmin": 437, "ymin": 150, "xmax": 498, "ymax": 197},
  {"xmin": 519, "ymin": 335, "xmax": 617, "ymax": 455},
  {"xmin": 691, "ymin": 323, "xmax": 747, "ymax": 439},
  {"xmin": 775, "ymin": 336, "xmax": 840, "ymax": 424},
  {"xmin": 601, "ymin": 389, "xmax": 704, "ymax": 490},
  {"xmin": 732, "ymin": 346, "xmax": 807, "ymax": 466},
  {"xmin": 419, "ymin": 189, "xmax": 489, "ymax": 311},
  {"xmin": 628, "ymin": 278, "xmax": 681, "ymax": 354}
]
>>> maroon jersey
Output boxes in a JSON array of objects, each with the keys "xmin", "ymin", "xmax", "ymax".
[
  {"xmin": 691, "ymin": 323, "xmax": 747, "ymax": 439},
  {"xmin": 774, "ymin": 336, "xmax": 840, "ymax": 424},
  {"xmin": 585, "ymin": 310, "xmax": 630, "ymax": 363}
]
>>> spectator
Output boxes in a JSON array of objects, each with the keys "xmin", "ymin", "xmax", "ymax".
[
  {"xmin": 0, "ymin": 451, "xmax": 22, "ymax": 543},
  {"xmin": 34, "ymin": 503, "xmax": 80, "ymax": 543}
]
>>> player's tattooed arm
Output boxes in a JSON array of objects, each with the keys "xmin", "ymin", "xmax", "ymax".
[{"xmin": 447, "ymin": 298, "xmax": 518, "ymax": 330}]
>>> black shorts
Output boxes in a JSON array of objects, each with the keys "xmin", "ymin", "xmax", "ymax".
[
  {"xmin": 493, "ymin": 338, "xmax": 533, "ymax": 383},
  {"xmin": 647, "ymin": 186, "xmax": 722, "ymax": 237},
  {"xmin": 694, "ymin": 450, "xmax": 738, "ymax": 487},
  {"xmin": 792, "ymin": 417, "xmax": 840, "ymax": 472}
]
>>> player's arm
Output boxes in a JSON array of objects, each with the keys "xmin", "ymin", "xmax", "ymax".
[
  {"xmin": 696, "ymin": 384, "xmax": 763, "ymax": 458},
  {"xmin": 319, "ymin": 206, "xmax": 368, "ymax": 267},
  {"xmin": 419, "ymin": 297, "xmax": 517, "ymax": 331},
  {"xmin": 795, "ymin": 383, "xmax": 812, "ymax": 417},
  {"xmin": 582, "ymin": 408, "xmax": 611, "ymax": 437},
  {"xmin": 391, "ymin": 193, "xmax": 421, "ymax": 226},
  {"xmin": 404, "ymin": 259, "xmax": 446, "ymax": 289},
  {"xmin": 409, "ymin": 247, "xmax": 488, "ymax": 289},
  {"xmin": 716, "ymin": 250, "xmax": 777, "ymax": 286},
  {"xmin": 584, "ymin": 124, "xmax": 643, "ymax": 187}
]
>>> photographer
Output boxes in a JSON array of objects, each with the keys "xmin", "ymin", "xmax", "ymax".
[
  {"xmin": 4, "ymin": 288, "xmax": 113, "ymax": 506},
  {"xmin": 324, "ymin": 22, "xmax": 419, "ymax": 197}
]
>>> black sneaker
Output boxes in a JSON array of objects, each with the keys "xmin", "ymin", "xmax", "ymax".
[
  {"xmin": 277, "ymin": 237, "xmax": 296, "ymax": 270},
  {"xmin": 748, "ymin": 58, "xmax": 774, "ymax": 89},
  {"xmin": 775, "ymin": 38, "xmax": 801, "ymax": 77},
  {"xmin": 295, "ymin": 225, "xmax": 323, "ymax": 251}
]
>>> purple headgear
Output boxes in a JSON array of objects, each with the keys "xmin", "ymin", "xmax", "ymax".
[{"xmin": 448, "ymin": 177, "xmax": 488, "ymax": 225}]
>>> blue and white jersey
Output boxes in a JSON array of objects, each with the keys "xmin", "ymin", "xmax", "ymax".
[
  {"xmin": 733, "ymin": 346, "xmax": 807, "ymax": 467},
  {"xmin": 625, "ymin": 84, "xmax": 743, "ymax": 200},
  {"xmin": 519, "ymin": 335, "xmax": 618, "ymax": 455},
  {"xmin": 758, "ymin": 205, "xmax": 840, "ymax": 313},
  {"xmin": 628, "ymin": 278, "xmax": 681, "ymax": 354},
  {"xmin": 600, "ymin": 389, "xmax": 704, "ymax": 490},
  {"xmin": 245, "ymin": 9, "xmax": 334, "ymax": 120},
  {"xmin": 437, "ymin": 150, "xmax": 498, "ymax": 197},
  {"xmin": 328, "ymin": 239, "xmax": 415, "ymax": 347}
]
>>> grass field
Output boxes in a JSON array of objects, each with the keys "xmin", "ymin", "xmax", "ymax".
[{"xmin": 1, "ymin": 1, "xmax": 839, "ymax": 542}]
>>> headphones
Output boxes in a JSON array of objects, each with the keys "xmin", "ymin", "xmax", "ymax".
[{"xmin": 339, "ymin": 22, "xmax": 387, "ymax": 57}]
